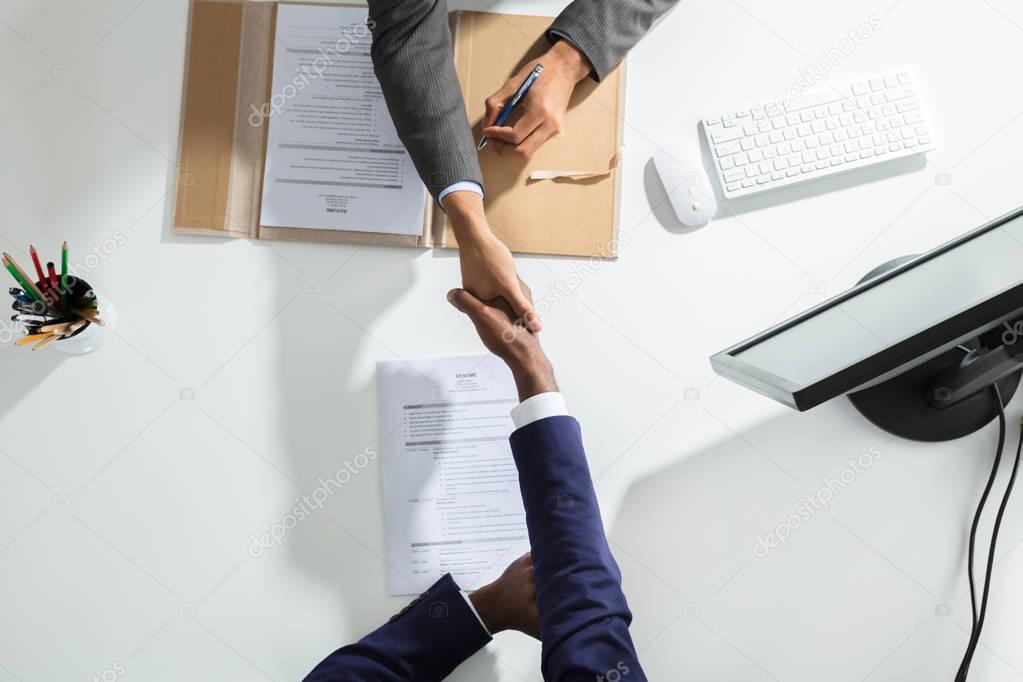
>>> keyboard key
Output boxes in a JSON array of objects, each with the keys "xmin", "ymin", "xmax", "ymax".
[
  {"xmin": 723, "ymin": 119, "xmax": 736, "ymax": 127},
  {"xmin": 757, "ymin": 174, "xmax": 771, "ymax": 184},
  {"xmin": 749, "ymin": 149, "xmax": 764, "ymax": 162},
  {"xmin": 786, "ymin": 168, "xmax": 800, "ymax": 177},
  {"xmin": 774, "ymin": 157, "xmax": 788, "ymax": 170},
  {"xmin": 741, "ymin": 137, "xmax": 755, "ymax": 151},
  {"xmin": 712, "ymin": 128, "xmax": 742, "ymax": 143},
  {"xmin": 764, "ymin": 147, "xmax": 778, "ymax": 159},
  {"xmin": 897, "ymin": 100, "xmax": 920, "ymax": 113},
  {"xmin": 724, "ymin": 168, "xmax": 745, "ymax": 182},
  {"xmin": 769, "ymin": 130, "xmax": 783, "ymax": 144},
  {"xmin": 783, "ymin": 128, "xmax": 797, "ymax": 141},
  {"xmin": 742, "ymin": 178, "xmax": 755, "ymax": 188},
  {"xmin": 886, "ymin": 85, "xmax": 915, "ymax": 101},
  {"xmin": 884, "ymin": 73, "xmax": 899, "ymax": 88},
  {"xmin": 717, "ymin": 140, "xmax": 741, "ymax": 156},
  {"xmin": 869, "ymin": 78, "xmax": 884, "ymax": 91},
  {"xmin": 727, "ymin": 182, "xmax": 742, "ymax": 192},
  {"xmin": 870, "ymin": 93, "xmax": 884, "ymax": 106},
  {"xmin": 720, "ymin": 156, "xmax": 735, "ymax": 170},
  {"xmin": 897, "ymin": 71, "xmax": 911, "ymax": 84},
  {"xmin": 797, "ymin": 123, "xmax": 812, "ymax": 136},
  {"xmin": 852, "ymin": 81, "xmax": 869, "ymax": 95}
]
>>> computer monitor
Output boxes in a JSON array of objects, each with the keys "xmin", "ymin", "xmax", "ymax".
[{"xmin": 711, "ymin": 205, "xmax": 1023, "ymax": 442}]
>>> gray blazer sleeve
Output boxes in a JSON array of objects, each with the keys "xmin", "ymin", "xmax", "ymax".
[
  {"xmin": 549, "ymin": 0, "xmax": 680, "ymax": 81},
  {"xmin": 367, "ymin": 0, "xmax": 483, "ymax": 201}
]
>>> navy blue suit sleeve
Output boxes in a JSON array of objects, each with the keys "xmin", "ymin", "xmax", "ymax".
[
  {"xmin": 303, "ymin": 574, "xmax": 491, "ymax": 681},
  {"xmin": 510, "ymin": 416, "xmax": 646, "ymax": 681}
]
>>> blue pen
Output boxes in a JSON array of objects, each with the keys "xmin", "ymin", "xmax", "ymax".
[{"xmin": 478, "ymin": 64, "xmax": 544, "ymax": 151}]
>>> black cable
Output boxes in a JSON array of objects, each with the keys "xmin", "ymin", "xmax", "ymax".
[{"xmin": 955, "ymin": 385, "xmax": 1023, "ymax": 681}]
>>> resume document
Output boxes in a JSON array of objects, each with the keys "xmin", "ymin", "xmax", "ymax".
[
  {"xmin": 260, "ymin": 5, "xmax": 427, "ymax": 235},
  {"xmin": 377, "ymin": 355, "xmax": 529, "ymax": 596}
]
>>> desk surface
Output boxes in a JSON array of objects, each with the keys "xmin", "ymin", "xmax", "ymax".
[{"xmin": 2, "ymin": 1, "xmax": 1023, "ymax": 680}]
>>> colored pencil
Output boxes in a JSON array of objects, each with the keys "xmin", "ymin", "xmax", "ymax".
[
  {"xmin": 32, "ymin": 334, "xmax": 60, "ymax": 351},
  {"xmin": 29, "ymin": 245, "xmax": 46, "ymax": 285},
  {"xmin": 61, "ymin": 241, "xmax": 68, "ymax": 310},
  {"xmin": 72, "ymin": 307, "xmax": 104, "ymax": 326},
  {"xmin": 3, "ymin": 254, "xmax": 46, "ymax": 304},
  {"xmin": 16, "ymin": 332, "xmax": 51, "ymax": 346}
]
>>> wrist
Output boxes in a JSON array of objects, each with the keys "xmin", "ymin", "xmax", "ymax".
[
  {"xmin": 547, "ymin": 39, "xmax": 591, "ymax": 83},
  {"xmin": 443, "ymin": 191, "xmax": 491, "ymax": 244},
  {"xmin": 511, "ymin": 356, "xmax": 557, "ymax": 402},
  {"xmin": 468, "ymin": 584, "xmax": 504, "ymax": 634}
]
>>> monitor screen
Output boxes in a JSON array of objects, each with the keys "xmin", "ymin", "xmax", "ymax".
[{"xmin": 713, "ymin": 207, "xmax": 1023, "ymax": 410}]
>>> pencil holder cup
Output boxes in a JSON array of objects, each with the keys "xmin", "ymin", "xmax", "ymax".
[{"xmin": 34, "ymin": 276, "xmax": 117, "ymax": 355}]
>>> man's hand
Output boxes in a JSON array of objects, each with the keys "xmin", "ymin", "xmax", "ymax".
[
  {"xmin": 469, "ymin": 553, "xmax": 540, "ymax": 639},
  {"xmin": 481, "ymin": 40, "xmax": 591, "ymax": 160},
  {"xmin": 443, "ymin": 191, "xmax": 541, "ymax": 333},
  {"xmin": 447, "ymin": 287, "xmax": 557, "ymax": 402}
]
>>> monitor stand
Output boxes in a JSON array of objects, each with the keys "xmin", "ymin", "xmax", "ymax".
[{"xmin": 847, "ymin": 256, "xmax": 1023, "ymax": 442}]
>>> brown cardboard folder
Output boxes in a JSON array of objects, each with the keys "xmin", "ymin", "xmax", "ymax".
[{"xmin": 173, "ymin": 1, "xmax": 626, "ymax": 258}]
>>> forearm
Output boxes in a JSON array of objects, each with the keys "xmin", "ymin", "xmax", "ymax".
[
  {"xmin": 367, "ymin": 0, "xmax": 483, "ymax": 199},
  {"xmin": 304, "ymin": 574, "xmax": 490, "ymax": 681},
  {"xmin": 510, "ymin": 416, "xmax": 645, "ymax": 679},
  {"xmin": 549, "ymin": 0, "xmax": 680, "ymax": 80}
]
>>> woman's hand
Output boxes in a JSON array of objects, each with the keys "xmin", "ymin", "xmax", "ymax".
[
  {"xmin": 443, "ymin": 190, "xmax": 541, "ymax": 333},
  {"xmin": 481, "ymin": 40, "xmax": 592, "ymax": 160}
]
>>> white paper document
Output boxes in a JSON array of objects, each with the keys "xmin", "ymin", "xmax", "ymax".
[
  {"xmin": 377, "ymin": 355, "xmax": 529, "ymax": 596},
  {"xmin": 260, "ymin": 5, "xmax": 427, "ymax": 235}
]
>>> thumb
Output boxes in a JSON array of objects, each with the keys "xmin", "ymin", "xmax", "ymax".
[
  {"xmin": 507, "ymin": 290, "xmax": 541, "ymax": 333},
  {"xmin": 447, "ymin": 288, "xmax": 486, "ymax": 319}
]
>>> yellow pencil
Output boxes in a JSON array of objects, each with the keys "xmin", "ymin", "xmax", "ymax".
[
  {"xmin": 16, "ymin": 332, "xmax": 52, "ymax": 346},
  {"xmin": 32, "ymin": 334, "xmax": 60, "ymax": 351}
]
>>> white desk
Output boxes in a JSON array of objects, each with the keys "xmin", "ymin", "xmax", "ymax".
[{"xmin": 2, "ymin": 0, "xmax": 1022, "ymax": 680}]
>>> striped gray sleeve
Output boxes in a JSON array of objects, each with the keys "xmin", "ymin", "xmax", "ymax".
[
  {"xmin": 548, "ymin": 0, "xmax": 680, "ymax": 81},
  {"xmin": 367, "ymin": 0, "xmax": 484, "ymax": 201}
]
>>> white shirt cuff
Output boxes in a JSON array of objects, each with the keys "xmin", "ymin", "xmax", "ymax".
[
  {"xmin": 438, "ymin": 181, "xmax": 484, "ymax": 208},
  {"xmin": 461, "ymin": 591, "xmax": 492, "ymax": 637},
  {"xmin": 511, "ymin": 392, "xmax": 568, "ymax": 429}
]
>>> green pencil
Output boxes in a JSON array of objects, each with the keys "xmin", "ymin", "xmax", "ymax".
[
  {"xmin": 3, "ymin": 254, "xmax": 43, "ymax": 303},
  {"xmin": 61, "ymin": 241, "xmax": 68, "ymax": 310}
]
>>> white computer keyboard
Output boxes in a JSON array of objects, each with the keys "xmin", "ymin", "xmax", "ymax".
[{"xmin": 702, "ymin": 69, "xmax": 935, "ymax": 199}]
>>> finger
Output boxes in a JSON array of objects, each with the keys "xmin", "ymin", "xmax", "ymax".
[
  {"xmin": 485, "ymin": 137, "xmax": 519, "ymax": 157},
  {"xmin": 483, "ymin": 94, "xmax": 507, "ymax": 129},
  {"xmin": 506, "ymin": 287, "xmax": 541, "ymax": 333},
  {"xmin": 482, "ymin": 109, "xmax": 544, "ymax": 146},
  {"xmin": 513, "ymin": 123, "xmax": 556, "ymax": 160},
  {"xmin": 447, "ymin": 288, "xmax": 487, "ymax": 319}
]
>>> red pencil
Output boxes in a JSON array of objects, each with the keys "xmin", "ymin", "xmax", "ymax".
[
  {"xmin": 46, "ymin": 261, "xmax": 60, "ymax": 307},
  {"xmin": 29, "ymin": 245, "xmax": 46, "ymax": 284}
]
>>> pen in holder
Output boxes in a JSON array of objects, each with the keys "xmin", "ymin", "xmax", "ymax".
[{"xmin": 11, "ymin": 276, "xmax": 117, "ymax": 354}]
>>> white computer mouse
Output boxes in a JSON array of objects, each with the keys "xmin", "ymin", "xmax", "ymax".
[{"xmin": 652, "ymin": 141, "xmax": 717, "ymax": 228}]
